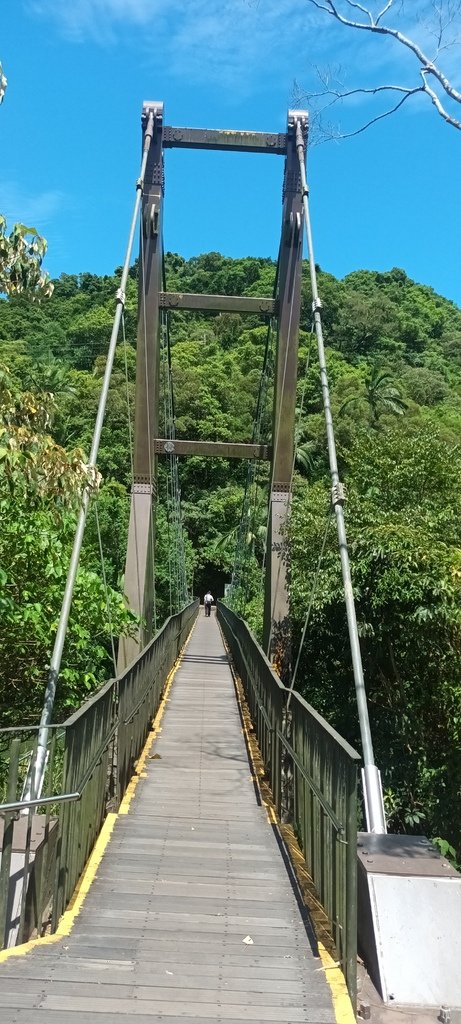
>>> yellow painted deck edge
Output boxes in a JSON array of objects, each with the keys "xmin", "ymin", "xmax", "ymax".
[
  {"xmin": 218, "ymin": 619, "xmax": 356, "ymax": 1024},
  {"xmin": 0, "ymin": 616, "xmax": 197, "ymax": 964}
]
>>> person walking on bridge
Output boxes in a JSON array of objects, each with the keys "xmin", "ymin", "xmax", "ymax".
[{"xmin": 204, "ymin": 590, "xmax": 214, "ymax": 617}]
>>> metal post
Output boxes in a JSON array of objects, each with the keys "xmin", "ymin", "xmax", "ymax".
[
  {"xmin": 293, "ymin": 114, "xmax": 386, "ymax": 835},
  {"xmin": 118, "ymin": 102, "xmax": 164, "ymax": 669},
  {"xmin": 262, "ymin": 111, "xmax": 305, "ymax": 684}
]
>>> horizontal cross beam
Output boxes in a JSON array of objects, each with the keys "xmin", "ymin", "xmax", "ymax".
[
  {"xmin": 154, "ymin": 439, "xmax": 271, "ymax": 460},
  {"xmin": 159, "ymin": 292, "xmax": 276, "ymax": 315},
  {"xmin": 163, "ymin": 126, "xmax": 287, "ymax": 154}
]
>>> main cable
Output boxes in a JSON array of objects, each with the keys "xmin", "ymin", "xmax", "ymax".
[
  {"xmin": 26, "ymin": 111, "xmax": 156, "ymax": 802},
  {"xmin": 294, "ymin": 116, "xmax": 386, "ymax": 835}
]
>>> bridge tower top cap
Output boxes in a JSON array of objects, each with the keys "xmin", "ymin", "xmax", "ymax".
[
  {"xmin": 142, "ymin": 100, "xmax": 164, "ymax": 117},
  {"xmin": 288, "ymin": 109, "xmax": 308, "ymax": 128}
]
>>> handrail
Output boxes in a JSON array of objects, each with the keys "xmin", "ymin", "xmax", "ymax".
[
  {"xmin": 0, "ymin": 793, "xmax": 80, "ymax": 814},
  {"xmin": 278, "ymin": 731, "xmax": 345, "ymax": 833},
  {"xmin": 290, "ymin": 688, "xmax": 362, "ymax": 761},
  {"xmin": 0, "ymin": 599, "xmax": 199, "ymax": 951},
  {"xmin": 217, "ymin": 600, "xmax": 359, "ymax": 1006}
]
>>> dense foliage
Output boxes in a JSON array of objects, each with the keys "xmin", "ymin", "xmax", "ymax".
[
  {"xmin": 0, "ymin": 368, "xmax": 135, "ymax": 725},
  {"xmin": 0, "ymin": 252, "xmax": 460, "ymax": 858}
]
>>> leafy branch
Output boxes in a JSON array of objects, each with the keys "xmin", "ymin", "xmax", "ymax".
[{"xmin": 0, "ymin": 62, "xmax": 53, "ymax": 299}]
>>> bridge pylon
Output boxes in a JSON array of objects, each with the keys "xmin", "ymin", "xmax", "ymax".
[
  {"xmin": 262, "ymin": 112, "xmax": 306, "ymax": 682},
  {"xmin": 119, "ymin": 104, "xmax": 307, "ymax": 677},
  {"xmin": 119, "ymin": 102, "xmax": 164, "ymax": 669}
]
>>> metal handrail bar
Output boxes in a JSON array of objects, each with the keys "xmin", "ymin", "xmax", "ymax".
[
  {"xmin": 0, "ymin": 726, "xmax": 65, "ymax": 736},
  {"xmin": 116, "ymin": 602, "xmax": 194, "ymax": 678},
  {"xmin": 290, "ymin": 691, "xmax": 361, "ymax": 762},
  {"xmin": 278, "ymin": 729, "xmax": 345, "ymax": 833},
  {"xmin": 254, "ymin": 699, "xmax": 273, "ymax": 733},
  {"xmin": 0, "ymin": 719, "xmax": 119, "ymax": 815},
  {"xmin": 225, "ymin": 614, "xmax": 286, "ymax": 698},
  {"xmin": 122, "ymin": 640, "xmax": 180, "ymax": 724},
  {"xmin": 74, "ymin": 721, "xmax": 119, "ymax": 793},
  {"xmin": 60, "ymin": 677, "xmax": 115, "ymax": 727},
  {"xmin": 0, "ymin": 792, "xmax": 80, "ymax": 814}
]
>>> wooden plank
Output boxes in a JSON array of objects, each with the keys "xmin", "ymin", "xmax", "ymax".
[
  {"xmin": 12, "ymin": 1015, "xmax": 296, "ymax": 1024},
  {"xmin": 41, "ymin": 995, "xmax": 333, "ymax": 1020}
]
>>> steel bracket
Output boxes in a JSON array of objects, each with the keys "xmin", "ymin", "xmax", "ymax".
[
  {"xmin": 143, "ymin": 201, "xmax": 159, "ymax": 238},
  {"xmin": 133, "ymin": 481, "xmax": 156, "ymax": 496},
  {"xmin": 331, "ymin": 482, "xmax": 346, "ymax": 507}
]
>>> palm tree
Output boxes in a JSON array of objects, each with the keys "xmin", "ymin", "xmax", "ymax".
[
  {"xmin": 340, "ymin": 366, "xmax": 407, "ymax": 427},
  {"xmin": 294, "ymin": 407, "xmax": 319, "ymax": 476},
  {"xmin": 25, "ymin": 357, "xmax": 77, "ymax": 399}
]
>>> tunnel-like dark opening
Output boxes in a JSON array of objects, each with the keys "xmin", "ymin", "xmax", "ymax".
[{"xmin": 194, "ymin": 563, "xmax": 229, "ymax": 604}]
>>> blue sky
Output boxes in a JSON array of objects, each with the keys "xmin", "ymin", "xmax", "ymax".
[{"xmin": 2, "ymin": 0, "xmax": 461, "ymax": 304}]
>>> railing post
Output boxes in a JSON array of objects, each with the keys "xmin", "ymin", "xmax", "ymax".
[
  {"xmin": 0, "ymin": 738, "xmax": 20, "ymax": 949},
  {"xmin": 280, "ymin": 695, "xmax": 294, "ymax": 823},
  {"xmin": 345, "ymin": 760, "xmax": 358, "ymax": 1008}
]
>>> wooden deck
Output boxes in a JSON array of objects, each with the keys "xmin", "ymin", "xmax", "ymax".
[{"xmin": 0, "ymin": 612, "xmax": 337, "ymax": 1023}]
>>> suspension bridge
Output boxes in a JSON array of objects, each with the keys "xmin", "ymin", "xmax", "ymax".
[{"xmin": 0, "ymin": 104, "xmax": 460, "ymax": 1023}]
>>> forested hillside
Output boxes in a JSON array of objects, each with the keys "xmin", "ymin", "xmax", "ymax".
[{"xmin": 1, "ymin": 252, "xmax": 460, "ymax": 859}]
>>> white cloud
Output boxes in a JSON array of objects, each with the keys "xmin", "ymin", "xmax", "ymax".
[
  {"xmin": 27, "ymin": 0, "xmax": 322, "ymax": 84},
  {"xmin": 1, "ymin": 183, "xmax": 65, "ymax": 231},
  {"xmin": 26, "ymin": 0, "xmax": 461, "ymax": 99},
  {"xmin": 28, "ymin": 0, "xmax": 163, "ymax": 42}
]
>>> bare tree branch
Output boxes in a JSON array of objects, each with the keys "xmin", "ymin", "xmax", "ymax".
[
  {"xmin": 299, "ymin": 0, "xmax": 461, "ymax": 135},
  {"xmin": 308, "ymin": 1, "xmax": 461, "ymax": 102},
  {"xmin": 322, "ymin": 88, "xmax": 420, "ymax": 140},
  {"xmin": 376, "ymin": 2, "xmax": 396, "ymax": 27},
  {"xmin": 421, "ymin": 66, "xmax": 461, "ymax": 125}
]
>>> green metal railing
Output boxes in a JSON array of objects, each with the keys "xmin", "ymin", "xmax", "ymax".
[
  {"xmin": 0, "ymin": 599, "xmax": 198, "ymax": 950},
  {"xmin": 218, "ymin": 601, "xmax": 359, "ymax": 1004},
  {"xmin": 218, "ymin": 602, "xmax": 285, "ymax": 810}
]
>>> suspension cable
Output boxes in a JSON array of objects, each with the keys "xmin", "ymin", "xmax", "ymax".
[
  {"xmin": 26, "ymin": 111, "xmax": 156, "ymax": 802},
  {"xmin": 288, "ymin": 508, "xmax": 332, "ymax": 706},
  {"xmin": 230, "ymin": 265, "xmax": 278, "ymax": 612},
  {"xmin": 94, "ymin": 499, "xmax": 117, "ymax": 676},
  {"xmin": 294, "ymin": 116, "xmax": 386, "ymax": 835}
]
